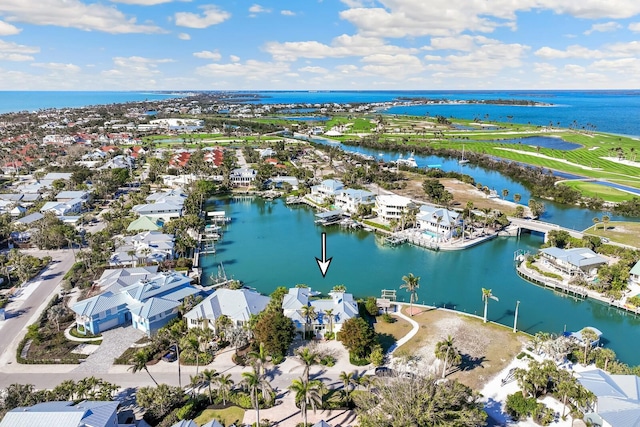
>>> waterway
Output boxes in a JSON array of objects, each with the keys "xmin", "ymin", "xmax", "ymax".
[{"xmin": 202, "ymin": 198, "xmax": 640, "ymax": 365}]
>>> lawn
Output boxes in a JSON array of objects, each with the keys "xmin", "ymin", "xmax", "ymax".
[
  {"xmin": 395, "ymin": 306, "xmax": 526, "ymax": 391},
  {"xmin": 582, "ymin": 221, "xmax": 640, "ymax": 247},
  {"xmin": 373, "ymin": 314, "xmax": 412, "ymax": 352},
  {"xmin": 560, "ymin": 181, "xmax": 636, "ymax": 203},
  {"xmin": 193, "ymin": 406, "xmax": 245, "ymax": 426}
]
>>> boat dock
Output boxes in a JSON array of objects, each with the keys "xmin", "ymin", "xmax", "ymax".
[
  {"xmin": 207, "ymin": 210, "xmax": 231, "ymax": 223},
  {"xmin": 515, "ymin": 263, "xmax": 588, "ymax": 299},
  {"xmin": 384, "ymin": 235, "xmax": 407, "ymax": 246},
  {"xmin": 314, "ymin": 209, "xmax": 344, "ymax": 226},
  {"xmin": 384, "ymin": 231, "xmax": 440, "ymax": 251}
]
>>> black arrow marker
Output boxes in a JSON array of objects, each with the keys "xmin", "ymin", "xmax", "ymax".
[{"xmin": 315, "ymin": 232, "xmax": 332, "ymax": 278}]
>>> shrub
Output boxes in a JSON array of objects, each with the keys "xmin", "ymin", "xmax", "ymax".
[
  {"xmin": 365, "ymin": 297, "xmax": 379, "ymax": 316},
  {"xmin": 505, "ymin": 392, "xmax": 538, "ymax": 421},
  {"xmin": 319, "ymin": 355, "xmax": 336, "ymax": 367},
  {"xmin": 230, "ymin": 391, "xmax": 253, "ymax": 409},
  {"xmin": 324, "ymin": 332, "xmax": 335, "ymax": 340},
  {"xmin": 381, "ymin": 313, "xmax": 395, "ymax": 323},
  {"xmin": 369, "ymin": 346, "xmax": 385, "ymax": 367}
]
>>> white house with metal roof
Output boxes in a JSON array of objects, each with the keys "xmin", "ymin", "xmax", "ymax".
[
  {"xmin": 310, "ymin": 179, "xmax": 344, "ymax": 204},
  {"xmin": 334, "ymin": 188, "xmax": 375, "ymax": 214},
  {"xmin": 417, "ymin": 205, "xmax": 461, "ymax": 240},
  {"xmin": 0, "ymin": 401, "xmax": 128, "ymax": 427},
  {"xmin": 539, "ymin": 247, "xmax": 608, "ymax": 277},
  {"xmin": 132, "ymin": 188, "xmax": 186, "ymax": 221},
  {"xmin": 282, "ymin": 287, "xmax": 358, "ymax": 338},
  {"xmin": 577, "ymin": 369, "xmax": 640, "ymax": 427},
  {"xmin": 374, "ymin": 194, "xmax": 412, "ymax": 222},
  {"xmin": 72, "ymin": 271, "xmax": 198, "ymax": 336},
  {"xmin": 184, "ymin": 288, "xmax": 270, "ymax": 333},
  {"xmin": 109, "ymin": 231, "xmax": 174, "ymax": 267},
  {"xmin": 230, "ymin": 167, "xmax": 257, "ymax": 187}
]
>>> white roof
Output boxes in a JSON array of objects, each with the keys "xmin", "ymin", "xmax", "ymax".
[
  {"xmin": 184, "ymin": 288, "xmax": 270, "ymax": 323},
  {"xmin": 0, "ymin": 401, "xmax": 118, "ymax": 427},
  {"xmin": 578, "ymin": 369, "xmax": 640, "ymax": 427}
]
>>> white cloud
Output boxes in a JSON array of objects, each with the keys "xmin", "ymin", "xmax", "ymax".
[
  {"xmin": 193, "ymin": 50, "xmax": 221, "ymax": 60},
  {"xmin": 0, "ymin": 39, "xmax": 39, "ymax": 60},
  {"xmin": 281, "ymin": 10, "xmax": 295, "ymax": 16},
  {"xmin": 0, "ymin": 0, "xmax": 163, "ymax": 34},
  {"xmin": 630, "ymin": 22, "xmax": 640, "ymax": 32},
  {"xmin": 196, "ymin": 59, "xmax": 290, "ymax": 80},
  {"xmin": 103, "ymin": 56, "xmax": 174, "ymax": 77},
  {"xmin": 0, "ymin": 20, "xmax": 21, "ymax": 35},
  {"xmin": 175, "ymin": 5, "xmax": 231, "ymax": 29},
  {"xmin": 177, "ymin": 32, "xmax": 191, "ymax": 40},
  {"xmin": 110, "ymin": 0, "xmax": 182, "ymax": 4},
  {"xmin": 265, "ymin": 34, "xmax": 417, "ymax": 61},
  {"xmin": 299, "ymin": 66, "xmax": 328, "ymax": 74},
  {"xmin": 361, "ymin": 54, "xmax": 425, "ymax": 79},
  {"xmin": 535, "ymin": 45, "xmax": 607, "ymax": 59},
  {"xmin": 249, "ymin": 4, "xmax": 271, "ymax": 14},
  {"xmin": 32, "ymin": 62, "xmax": 81, "ymax": 72},
  {"xmin": 230, "ymin": 55, "xmax": 240, "ymax": 62},
  {"xmin": 535, "ymin": 0, "xmax": 640, "ymax": 19},
  {"xmin": 584, "ymin": 21, "xmax": 621, "ymax": 35},
  {"xmin": 0, "ymin": 53, "xmax": 33, "ymax": 61},
  {"xmin": 591, "ymin": 57, "xmax": 640, "ymax": 74}
]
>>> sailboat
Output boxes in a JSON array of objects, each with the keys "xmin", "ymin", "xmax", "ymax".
[
  {"xmin": 396, "ymin": 152, "xmax": 418, "ymax": 168},
  {"xmin": 459, "ymin": 145, "xmax": 469, "ymax": 164}
]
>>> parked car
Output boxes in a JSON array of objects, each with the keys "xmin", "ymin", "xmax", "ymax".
[
  {"xmin": 601, "ymin": 237, "xmax": 610, "ymax": 243},
  {"xmin": 162, "ymin": 345, "xmax": 178, "ymax": 362},
  {"xmin": 374, "ymin": 367, "xmax": 395, "ymax": 377}
]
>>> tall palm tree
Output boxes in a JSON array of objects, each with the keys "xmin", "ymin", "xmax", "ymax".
[
  {"xmin": 242, "ymin": 368, "xmax": 273, "ymax": 426},
  {"xmin": 592, "ymin": 217, "xmax": 600, "ymax": 230},
  {"xmin": 201, "ymin": 369, "xmax": 218, "ymax": 404},
  {"xmin": 181, "ymin": 333, "xmax": 201, "ymax": 376},
  {"xmin": 581, "ymin": 328, "xmax": 599, "ymax": 365},
  {"xmin": 300, "ymin": 304, "xmax": 317, "ymax": 338},
  {"xmin": 481, "ymin": 288, "xmax": 498, "ymax": 323},
  {"xmin": 556, "ymin": 376, "xmax": 576, "ymax": 418},
  {"xmin": 324, "ymin": 308, "xmax": 334, "ymax": 337},
  {"xmin": 400, "ymin": 273, "xmax": 420, "ymax": 316},
  {"xmin": 339, "ymin": 370, "xmax": 356, "ymax": 403},
  {"xmin": 296, "ymin": 347, "xmax": 318, "ymax": 383},
  {"xmin": 602, "ymin": 215, "xmax": 610, "ymax": 233},
  {"xmin": 128, "ymin": 350, "xmax": 158, "ymax": 386},
  {"xmin": 435, "ymin": 335, "xmax": 461, "ymax": 379},
  {"xmin": 289, "ymin": 377, "xmax": 324, "ymax": 427},
  {"xmin": 216, "ymin": 373, "xmax": 234, "ymax": 406},
  {"xmin": 248, "ymin": 342, "xmax": 270, "ymax": 378}
]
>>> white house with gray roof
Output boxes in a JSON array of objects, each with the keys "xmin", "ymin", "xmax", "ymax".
[
  {"xmin": 539, "ymin": 247, "xmax": 608, "ymax": 277},
  {"xmin": 132, "ymin": 188, "xmax": 186, "ymax": 221},
  {"xmin": 72, "ymin": 271, "xmax": 198, "ymax": 336},
  {"xmin": 335, "ymin": 188, "xmax": 375, "ymax": 214},
  {"xmin": 282, "ymin": 287, "xmax": 358, "ymax": 338},
  {"xmin": 310, "ymin": 179, "xmax": 344, "ymax": 204},
  {"xmin": 0, "ymin": 401, "xmax": 128, "ymax": 427},
  {"xmin": 184, "ymin": 288, "xmax": 270, "ymax": 333},
  {"xmin": 577, "ymin": 369, "xmax": 640, "ymax": 427},
  {"xmin": 109, "ymin": 231, "xmax": 174, "ymax": 267},
  {"xmin": 417, "ymin": 205, "xmax": 461, "ymax": 240}
]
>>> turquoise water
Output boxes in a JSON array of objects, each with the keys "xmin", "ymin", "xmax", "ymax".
[
  {"xmin": 423, "ymin": 230, "xmax": 438, "ymax": 238},
  {"xmin": 203, "ymin": 198, "xmax": 640, "ymax": 365}
]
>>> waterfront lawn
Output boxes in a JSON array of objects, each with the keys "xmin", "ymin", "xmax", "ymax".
[
  {"xmin": 373, "ymin": 314, "xmax": 412, "ymax": 352},
  {"xmin": 193, "ymin": 407, "xmax": 245, "ymax": 426},
  {"xmin": 395, "ymin": 306, "xmax": 525, "ymax": 391},
  {"xmin": 583, "ymin": 221, "xmax": 640, "ymax": 247},
  {"xmin": 560, "ymin": 181, "xmax": 636, "ymax": 203}
]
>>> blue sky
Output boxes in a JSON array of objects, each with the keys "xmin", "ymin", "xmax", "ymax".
[{"xmin": 0, "ymin": 0, "xmax": 639, "ymax": 90}]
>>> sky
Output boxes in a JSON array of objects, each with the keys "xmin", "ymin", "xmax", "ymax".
[{"xmin": 0, "ymin": 0, "xmax": 640, "ymax": 90}]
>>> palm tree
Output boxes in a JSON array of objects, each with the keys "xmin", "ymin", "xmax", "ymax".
[
  {"xmin": 592, "ymin": 217, "xmax": 600, "ymax": 230},
  {"xmin": 216, "ymin": 373, "xmax": 234, "ymax": 406},
  {"xmin": 502, "ymin": 188, "xmax": 509, "ymax": 200},
  {"xmin": 400, "ymin": 273, "xmax": 420, "ymax": 316},
  {"xmin": 128, "ymin": 350, "xmax": 158, "ymax": 386},
  {"xmin": 435, "ymin": 335, "xmax": 461, "ymax": 379},
  {"xmin": 201, "ymin": 369, "xmax": 218, "ymax": 404},
  {"xmin": 296, "ymin": 347, "xmax": 318, "ymax": 383},
  {"xmin": 481, "ymin": 288, "xmax": 498, "ymax": 323},
  {"xmin": 324, "ymin": 308, "xmax": 335, "ymax": 337},
  {"xmin": 181, "ymin": 333, "xmax": 201, "ymax": 376},
  {"xmin": 300, "ymin": 304, "xmax": 317, "ymax": 339},
  {"xmin": 597, "ymin": 347, "xmax": 616, "ymax": 372},
  {"xmin": 339, "ymin": 370, "xmax": 356, "ymax": 403},
  {"xmin": 189, "ymin": 374, "xmax": 202, "ymax": 398},
  {"xmin": 602, "ymin": 215, "xmax": 610, "ymax": 233},
  {"xmin": 289, "ymin": 377, "xmax": 324, "ymax": 427},
  {"xmin": 581, "ymin": 328, "xmax": 599, "ymax": 365},
  {"xmin": 248, "ymin": 342, "xmax": 270, "ymax": 378},
  {"xmin": 242, "ymin": 368, "xmax": 273, "ymax": 426},
  {"xmin": 514, "ymin": 193, "xmax": 522, "ymax": 204}
]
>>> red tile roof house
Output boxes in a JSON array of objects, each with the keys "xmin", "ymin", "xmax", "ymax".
[{"xmin": 170, "ymin": 151, "xmax": 191, "ymax": 168}]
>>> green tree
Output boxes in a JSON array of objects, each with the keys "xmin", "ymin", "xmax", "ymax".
[
  {"xmin": 592, "ymin": 217, "xmax": 600, "ymax": 230},
  {"xmin": 216, "ymin": 373, "xmax": 234, "ymax": 406},
  {"xmin": 296, "ymin": 347, "xmax": 318, "ymax": 383},
  {"xmin": 514, "ymin": 193, "xmax": 522, "ymax": 203},
  {"xmin": 400, "ymin": 273, "xmax": 420, "ymax": 316},
  {"xmin": 289, "ymin": 378, "xmax": 324, "ymax": 427},
  {"xmin": 339, "ymin": 370, "xmax": 357, "ymax": 404},
  {"xmin": 248, "ymin": 342, "xmax": 270, "ymax": 378},
  {"xmin": 481, "ymin": 288, "xmax": 498, "ymax": 323},
  {"xmin": 581, "ymin": 328, "xmax": 599, "ymax": 365},
  {"xmin": 339, "ymin": 317, "xmax": 377, "ymax": 359},
  {"xmin": 128, "ymin": 350, "xmax": 158, "ymax": 386},
  {"xmin": 242, "ymin": 368, "xmax": 273, "ymax": 427},
  {"xmin": 300, "ymin": 304, "xmax": 317, "ymax": 338},
  {"xmin": 602, "ymin": 214, "xmax": 610, "ymax": 233},
  {"xmin": 201, "ymin": 369, "xmax": 218, "ymax": 404},
  {"xmin": 252, "ymin": 309, "xmax": 296, "ymax": 359},
  {"xmin": 435, "ymin": 335, "xmax": 462, "ymax": 379}
]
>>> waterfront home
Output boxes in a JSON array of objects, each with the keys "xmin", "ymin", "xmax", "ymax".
[
  {"xmin": 109, "ymin": 231, "xmax": 174, "ymax": 267},
  {"xmin": 577, "ymin": 369, "xmax": 640, "ymax": 427},
  {"xmin": 266, "ymin": 176, "xmax": 300, "ymax": 190},
  {"xmin": 310, "ymin": 179, "xmax": 344, "ymax": 203},
  {"xmin": 630, "ymin": 260, "xmax": 640, "ymax": 285},
  {"xmin": 95, "ymin": 266, "xmax": 159, "ymax": 293},
  {"xmin": 417, "ymin": 205, "xmax": 461, "ymax": 240},
  {"xmin": 334, "ymin": 188, "xmax": 375, "ymax": 214},
  {"xmin": 374, "ymin": 194, "xmax": 412, "ymax": 222},
  {"xmin": 0, "ymin": 401, "xmax": 127, "ymax": 427},
  {"xmin": 539, "ymin": 247, "xmax": 607, "ymax": 277},
  {"xmin": 72, "ymin": 271, "xmax": 198, "ymax": 336},
  {"xmin": 184, "ymin": 288, "xmax": 270, "ymax": 333},
  {"xmin": 282, "ymin": 287, "xmax": 358, "ymax": 338},
  {"xmin": 230, "ymin": 167, "xmax": 257, "ymax": 187},
  {"xmin": 132, "ymin": 189, "xmax": 185, "ymax": 221}
]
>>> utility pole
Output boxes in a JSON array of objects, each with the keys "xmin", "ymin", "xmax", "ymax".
[{"xmin": 513, "ymin": 300, "xmax": 520, "ymax": 333}]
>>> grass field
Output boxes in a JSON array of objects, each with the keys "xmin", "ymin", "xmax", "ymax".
[
  {"xmin": 395, "ymin": 306, "xmax": 526, "ymax": 390},
  {"xmin": 560, "ymin": 181, "xmax": 637, "ymax": 203},
  {"xmin": 193, "ymin": 406, "xmax": 245, "ymax": 426},
  {"xmin": 583, "ymin": 221, "xmax": 640, "ymax": 247},
  {"xmin": 374, "ymin": 314, "xmax": 412, "ymax": 352}
]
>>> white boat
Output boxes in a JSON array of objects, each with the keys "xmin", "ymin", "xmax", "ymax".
[
  {"xmin": 459, "ymin": 146, "xmax": 469, "ymax": 164},
  {"xmin": 396, "ymin": 152, "xmax": 418, "ymax": 168}
]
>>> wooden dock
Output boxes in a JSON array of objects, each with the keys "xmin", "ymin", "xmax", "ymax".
[{"xmin": 516, "ymin": 264, "xmax": 587, "ymax": 298}]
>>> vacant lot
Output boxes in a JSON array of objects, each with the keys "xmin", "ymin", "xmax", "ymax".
[
  {"xmin": 394, "ymin": 306, "xmax": 527, "ymax": 390},
  {"xmin": 583, "ymin": 221, "xmax": 640, "ymax": 248}
]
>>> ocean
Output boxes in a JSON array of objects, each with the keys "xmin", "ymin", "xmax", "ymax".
[{"xmin": 1, "ymin": 90, "xmax": 639, "ymax": 137}]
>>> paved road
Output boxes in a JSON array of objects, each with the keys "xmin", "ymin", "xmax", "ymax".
[{"xmin": 0, "ymin": 249, "xmax": 75, "ymax": 366}]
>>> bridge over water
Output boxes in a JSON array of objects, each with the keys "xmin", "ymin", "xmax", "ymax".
[{"xmin": 508, "ymin": 217, "xmax": 584, "ymax": 241}]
